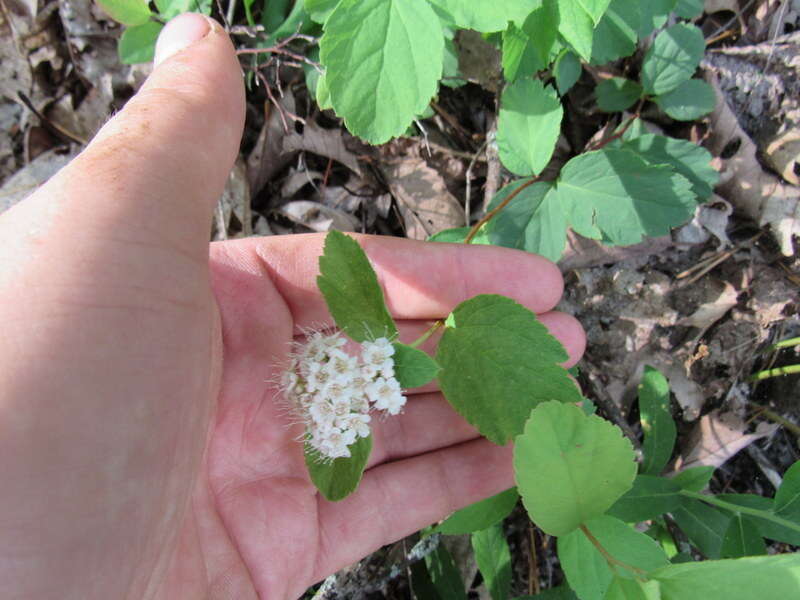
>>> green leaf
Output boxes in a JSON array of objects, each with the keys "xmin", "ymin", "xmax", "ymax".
[
  {"xmin": 473, "ymin": 524, "xmax": 512, "ymax": 600},
  {"xmin": 775, "ymin": 460, "xmax": 800, "ymax": 520},
  {"xmin": 315, "ymin": 71, "xmax": 333, "ymax": 110},
  {"xmin": 590, "ymin": 0, "xmax": 639, "ymax": 65},
  {"xmin": 607, "ymin": 475, "xmax": 681, "ymax": 522},
  {"xmin": 515, "ymin": 586, "xmax": 579, "ymax": 600},
  {"xmin": 641, "ymin": 23, "xmax": 705, "ymax": 95},
  {"xmin": 596, "ymin": 78, "xmax": 643, "ymax": 112},
  {"xmin": 118, "ymin": 22, "xmax": 163, "ymax": 64},
  {"xmin": 515, "ymin": 402, "xmax": 636, "ymax": 536},
  {"xmin": 428, "ymin": 0, "xmax": 534, "ymax": 32},
  {"xmin": 392, "ymin": 343, "xmax": 439, "ymax": 389},
  {"xmin": 652, "ymin": 554, "xmax": 800, "ymax": 599},
  {"xmin": 437, "ymin": 297, "xmax": 581, "ymax": 445},
  {"xmin": 558, "ymin": 515, "xmax": 668, "ymax": 600},
  {"xmin": 305, "ymin": 0, "xmax": 339, "ymax": 23},
  {"xmin": 442, "ymin": 33, "xmax": 467, "ymax": 88},
  {"xmin": 435, "ymin": 488, "xmax": 519, "ymax": 535},
  {"xmin": 638, "ymin": 0, "xmax": 676, "ymax": 38},
  {"xmin": 154, "ymin": 0, "xmax": 211, "ymax": 19},
  {"xmin": 603, "ymin": 577, "xmax": 662, "ymax": 600},
  {"xmin": 555, "ymin": 148, "xmax": 696, "ymax": 246},
  {"xmin": 674, "ymin": 0, "xmax": 703, "ymax": 19},
  {"xmin": 555, "ymin": 0, "xmax": 596, "ymax": 61},
  {"xmin": 317, "ymin": 230, "xmax": 398, "ymax": 342},
  {"xmin": 305, "ymin": 434, "xmax": 371, "ymax": 501},
  {"xmin": 554, "ymin": 50, "xmax": 582, "ymax": 95},
  {"xmin": 575, "ymin": 0, "xmax": 612, "ymax": 24},
  {"xmin": 720, "ymin": 513, "xmax": 766, "ymax": 558},
  {"xmin": 97, "ymin": 0, "xmax": 151, "ymax": 26},
  {"xmin": 497, "ymin": 79, "xmax": 563, "ymax": 176},
  {"xmin": 303, "ymin": 48, "xmax": 323, "ymax": 98},
  {"xmin": 639, "ymin": 366, "xmax": 676, "ymax": 475},
  {"xmin": 671, "ymin": 466, "xmax": 714, "ymax": 492},
  {"xmin": 671, "ymin": 497, "xmax": 730, "ymax": 558},
  {"xmin": 425, "ymin": 543, "xmax": 468, "ymax": 600},
  {"xmin": 656, "ymin": 78, "xmax": 716, "ymax": 121},
  {"xmin": 501, "ymin": 5, "xmax": 558, "ymax": 81},
  {"xmin": 483, "ymin": 181, "xmax": 568, "ymax": 262},
  {"xmin": 319, "ymin": 0, "xmax": 444, "ymax": 144},
  {"xmin": 620, "ymin": 133, "xmax": 719, "ymax": 199},
  {"xmin": 717, "ymin": 493, "xmax": 800, "ymax": 546}
]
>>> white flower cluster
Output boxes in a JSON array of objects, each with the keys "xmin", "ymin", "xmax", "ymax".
[{"xmin": 283, "ymin": 332, "xmax": 406, "ymax": 460}]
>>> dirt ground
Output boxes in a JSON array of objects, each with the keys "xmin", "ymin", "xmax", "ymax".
[{"xmin": 1, "ymin": 0, "xmax": 799, "ymax": 597}]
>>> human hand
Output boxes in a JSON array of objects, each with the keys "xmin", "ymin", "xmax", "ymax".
[{"xmin": 0, "ymin": 14, "xmax": 585, "ymax": 600}]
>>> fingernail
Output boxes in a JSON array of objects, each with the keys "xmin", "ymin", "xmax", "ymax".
[{"xmin": 154, "ymin": 13, "xmax": 213, "ymax": 66}]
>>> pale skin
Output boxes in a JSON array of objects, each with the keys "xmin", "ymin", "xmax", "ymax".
[{"xmin": 0, "ymin": 14, "xmax": 586, "ymax": 600}]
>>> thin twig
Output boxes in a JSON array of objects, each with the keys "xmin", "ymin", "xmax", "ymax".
[
  {"xmin": 464, "ymin": 177, "xmax": 538, "ymax": 243},
  {"xmin": 17, "ymin": 92, "xmax": 88, "ymax": 145},
  {"xmin": 464, "ymin": 139, "xmax": 488, "ymax": 224}
]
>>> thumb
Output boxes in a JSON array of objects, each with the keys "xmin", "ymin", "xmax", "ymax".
[{"xmin": 23, "ymin": 13, "xmax": 245, "ymax": 258}]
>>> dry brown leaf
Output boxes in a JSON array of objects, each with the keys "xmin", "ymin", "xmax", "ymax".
[
  {"xmin": 278, "ymin": 200, "xmax": 359, "ymax": 233},
  {"xmin": 674, "ymin": 195, "xmax": 733, "ymax": 248},
  {"xmin": 680, "ymin": 409, "xmax": 778, "ymax": 470},
  {"xmin": 678, "ymin": 279, "xmax": 739, "ymax": 331},
  {"xmin": 764, "ymin": 128, "xmax": 800, "ymax": 186},
  {"xmin": 283, "ymin": 121, "xmax": 361, "ymax": 176},
  {"xmin": 247, "ymin": 91, "xmax": 296, "ymax": 198},
  {"xmin": 213, "ymin": 159, "xmax": 251, "ymax": 240},
  {"xmin": 704, "ymin": 71, "xmax": 800, "ymax": 255},
  {"xmin": 383, "ymin": 158, "xmax": 465, "ymax": 240}
]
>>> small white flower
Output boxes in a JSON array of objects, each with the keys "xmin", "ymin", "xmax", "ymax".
[
  {"xmin": 362, "ymin": 337, "xmax": 395, "ymax": 366},
  {"xmin": 367, "ymin": 377, "xmax": 406, "ymax": 415},
  {"xmin": 309, "ymin": 398, "xmax": 335, "ymax": 427},
  {"xmin": 337, "ymin": 412, "xmax": 371, "ymax": 438}
]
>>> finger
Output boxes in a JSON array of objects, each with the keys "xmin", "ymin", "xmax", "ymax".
[
  {"xmin": 3, "ymin": 13, "xmax": 245, "ymax": 264},
  {"xmin": 236, "ymin": 233, "xmax": 564, "ymax": 329},
  {"xmin": 314, "ymin": 438, "xmax": 514, "ymax": 581},
  {"xmin": 366, "ymin": 392, "xmax": 478, "ymax": 469}
]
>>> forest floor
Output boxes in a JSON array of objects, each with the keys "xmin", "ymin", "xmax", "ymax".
[{"xmin": 1, "ymin": 0, "xmax": 799, "ymax": 598}]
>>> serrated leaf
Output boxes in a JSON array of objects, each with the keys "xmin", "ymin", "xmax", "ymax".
[
  {"xmin": 305, "ymin": 434, "xmax": 371, "ymax": 501},
  {"xmin": 671, "ymin": 466, "xmax": 714, "ymax": 492},
  {"xmin": 305, "ymin": 0, "xmax": 339, "ymax": 23},
  {"xmin": 641, "ymin": 23, "xmax": 705, "ymax": 96},
  {"xmin": 639, "ymin": 366, "xmax": 676, "ymax": 475},
  {"xmin": 652, "ymin": 554, "xmax": 800, "ymax": 599},
  {"xmin": 720, "ymin": 514, "xmax": 766, "ymax": 558},
  {"xmin": 118, "ymin": 22, "xmax": 163, "ymax": 64},
  {"xmin": 555, "ymin": 50, "xmax": 581, "ymax": 95},
  {"xmin": 483, "ymin": 181, "xmax": 567, "ymax": 262},
  {"xmin": 97, "ymin": 0, "xmax": 151, "ymax": 26},
  {"xmin": 473, "ymin": 523, "xmax": 512, "ymax": 600},
  {"xmin": 716, "ymin": 493, "xmax": 800, "ymax": 546},
  {"xmin": 656, "ymin": 79, "xmax": 716, "ymax": 121},
  {"xmin": 392, "ymin": 342, "xmax": 439, "ymax": 389},
  {"xmin": 621, "ymin": 133, "xmax": 719, "ymax": 199},
  {"xmin": 317, "ymin": 230, "xmax": 397, "ymax": 342},
  {"xmin": 154, "ymin": 0, "xmax": 211, "ymax": 19},
  {"xmin": 556, "ymin": 148, "xmax": 696, "ymax": 246},
  {"xmin": 674, "ymin": 0, "xmax": 703, "ymax": 19},
  {"xmin": 775, "ymin": 460, "xmax": 800, "ymax": 520},
  {"xmin": 428, "ymin": 0, "xmax": 534, "ymax": 32},
  {"xmin": 671, "ymin": 497, "xmax": 730, "ymax": 558},
  {"xmin": 607, "ymin": 475, "xmax": 681, "ymax": 522},
  {"xmin": 437, "ymin": 297, "xmax": 582, "ymax": 445},
  {"xmin": 515, "ymin": 402, "xmax": 637, "ymax": 536},
  {"xmin": 558, "ymin": 515, "xmax": 668, "ymax": 600},
  {"xmin": 319, "ymin": 0, "xmax": 444, "ymax": 144},
  {"xmin": 556, "ymin": 0, "xmax": 595, "ymax": 61},
  {"xmin": 435, "ymin": 488, "xmax": 519, "ymax": 535},
  {"xmin": 497, "ymin": 79, "xmax": 563, "ymax": 176},
  {"xmin": 638, "ymin": 0, "xmax": 676, "ymax": 38},
  {"xmin": 590, "ymin": 0, "xmax": 639, "ymax": 65},
  {"xmin": 596, "ymin": 78, "xmax": 643, "ymax": 112}
]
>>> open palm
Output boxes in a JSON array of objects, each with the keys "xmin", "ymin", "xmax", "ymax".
[{"xmin": 163, "ymin": 234, "xmax": 584, "ymax": 598}]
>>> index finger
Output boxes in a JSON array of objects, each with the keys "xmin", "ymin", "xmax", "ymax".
[{"xmin": 230, "ymin": 233, "xmax": 564, "ymax": 330}]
